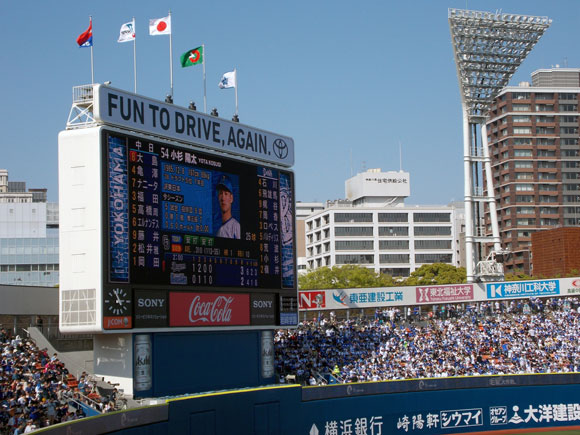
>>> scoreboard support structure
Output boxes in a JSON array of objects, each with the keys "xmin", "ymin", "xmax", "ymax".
[{"xmin": 59, "ymin": 84, "xmax": 297, "ymax": 396}]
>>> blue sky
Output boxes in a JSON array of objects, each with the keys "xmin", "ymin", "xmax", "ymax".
[{"xmin": 0, "ymin": 1, "xmax": 578, "ymax": 205}]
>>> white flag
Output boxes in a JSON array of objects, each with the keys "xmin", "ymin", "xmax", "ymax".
[
  {"xmin": 118, "ymin": 20, "xmax": 135, "ymax": 43},
  {"xmin": 149, "ymin": 16, "xmax": 171, "ymax": 35},
  {"xmin": 219, "ymin": 71, "xmax": 236, "ymax": 89}
]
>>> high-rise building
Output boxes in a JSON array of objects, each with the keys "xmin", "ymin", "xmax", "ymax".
[
  {"xmin": 304, "ymin": 169, "xmax": 463, "ymax": 277},
  {"xmin": 0, "ymin": 169, "xmax": 59, "ymax": 286},
  {"xmin": 485, "ymin": 68, "xmax": 580, "ymax": 275}
]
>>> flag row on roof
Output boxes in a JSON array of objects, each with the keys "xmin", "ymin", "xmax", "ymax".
[{"xmin": 75, "ymin": 13, "xmax": 238, "ymax": 116}]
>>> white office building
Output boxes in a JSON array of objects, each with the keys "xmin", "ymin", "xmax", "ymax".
[
  {"xmin": 304, "ymin": 169, "xmax": 463, "ymax": 277},
  {"xmin": 0, "ymin": 170, "xmax": 59, "ymax": 286}
]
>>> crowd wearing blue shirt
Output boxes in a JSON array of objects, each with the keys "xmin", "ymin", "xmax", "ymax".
[
  {"xmin": 275, "ymin": 297, "xmax": 580, "ymax": 385},
  {"xmin": 0, "ymin": 329, "xmax": 87, "ymax": 434}
]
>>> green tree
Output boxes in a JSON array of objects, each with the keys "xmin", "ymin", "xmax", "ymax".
[
  {"xmin": 298, "ymin": 265, "xmax": 396, "ymax": 290},
  {"xmin": 403, "ymin": 263, "xmax": 466, "ymax": 286},
  {"xmin": 504, "ymin": 272, "xmax": 533, "ymax": 281}
]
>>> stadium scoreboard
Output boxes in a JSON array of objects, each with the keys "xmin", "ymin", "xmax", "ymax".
[{"xmin": 59, "ymin": 84, "xmax": 298, "ymax": 333}]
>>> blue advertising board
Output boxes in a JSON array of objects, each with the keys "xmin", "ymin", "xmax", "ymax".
[{"xmin": 486, "ymin": 279, "xmax": 559, "ymax": 299}]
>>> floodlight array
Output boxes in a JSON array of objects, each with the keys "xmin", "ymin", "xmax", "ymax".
[{"xmin": 449, "ymin": 8, "xmax": 551, "ymax": 118}]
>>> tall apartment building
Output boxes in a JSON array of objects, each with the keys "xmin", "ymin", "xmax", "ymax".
[
  {"xmin": 0, "ymin": 169, "xmax": 59, "ymax": 286},
  {"xmin": 485, "ymin": 68, "xmax": 580, "ymax": 275},
  {"xmin": 304, "ymin": 169, "xmax": 463, "ymax": 277}
]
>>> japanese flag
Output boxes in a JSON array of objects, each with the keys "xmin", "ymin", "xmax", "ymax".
[{"xmin": 149, "ymin": 16, "xmax": 171, "ymax": 35}]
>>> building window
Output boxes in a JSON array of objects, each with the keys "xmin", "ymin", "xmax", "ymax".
[
  {"xmin": 562, "ymin": 150, "xmax": 580, "ymax": 157},
  {"xmin": 512, "ymin": 104, "xmax": 530, "ymax": 112},
  {"xmin": 378, "ymin": 213, "xmax": 408, "ymax": 223},
  {"xmin": 335, "ymin": 240, "xmax": 374, "ymax": 251},
  {"xmin": 379, "ymin": 240, "xmax": 409, "ymax": 250},
  {"xmin": 540, "ymin": 218, "xmax": 559, "ymax": 226},
  {"xmin": 415, "ymin": 253, "xmax": 452, "ymax": 263},
  {"xmin": 517, "ymin": 218, "xmax": 536, "ymax": 226},
  {"xmin": 515, "ymin": 196, "xmax": 534, "ymax": 203},
  {"xmin": 334, "ymin": 213, "xmax": 372, "ymax": 223},
  {"xmin": 564, "ymin": 184, "xmax": 580, "ymax": 191},
  {"xmin": 514, "ymin": 127, "xmax": 532, "ymax": 134},
  {"xmin": 537, "ymin": 138, "xmax": 555, "ymax": 145},
  {"xmin": 513, "ymin": 92, "xmax": 530, "ymax": 100},
  {"xmin": 334, "ymin": 227, "xmax": 373, "ymax": 237},
  {"xmin": 515, "ymin": 184, "xmax": 534, "ymax": 191},
  {"xmin": 561, "ymin": 127, "xmax": 579, "ymax": 135},
  {"xmin": 559, "ymin": 93, "xmax": 577, "ymax": 100},
  {"xmin": 413, "ymin": 213, "xmax": 450, "ymax": 223},
  {"xmin": 414, "ymin": 240, "xmax": 452, "ymax": 250},
  {"xmin": 515, "ymin": 173, "xmax": 533, "ymax": 180},
  {"xmin": 516, "ymin": 207, "xmax": 535, "ymax": 215},
  {"xmin": 413, "ymin": 226, "xmax": 452, "ymax": 236},
  {"xmin": 513, "ymin": 138, "xmax": 532, "ymax": 145},
  {"xmin": 514, "ymin": 150, "xmax": 532, "ymax": 157},
  {"xmin": 560, "ymin": 104, "xmax": 578, "ymax": 112},
  {"xmin": 536, "ymin": 104, "xmax": 554, "ymax": 112},
  {"xmin": 513, "ymin": 115, "xmax": 531, "ymax": 123},
  {"xmin": 561, "ymin": 139, "xmax": 579, "ymax": 145},
  {"xmin": 537, "ymin": 150, "xmax": 555, "ymax": 157},
  {"xmin": 536, "ymin": 127, "xmax": 555, "ymax": 135},
  {"xmin": 538, "ymin": 183, "xmax": 557, "ymax": 191},
  {"xmin": 560, "ymin": 115, "xmax": 578, "ymax": 123},
  {"xmin": 536, "ymin": 115, "xmax": 555, "ymax": 123},
  {"xmin": 514, "ymin": 161, "xmax": 533, "ymax": 169},
  {"xmin": 336, "ymin": 254, "xmax": 374, "ymax": 264},
  {"xmin": 379, "ymin": 254, "xmax": 409, "ymax": 264},
  {"xmin": 379, "ymin": 226, "xmax": 409, "ymax": 237},
  {"xmin": 380, "ymin": 268, "xmax": 410, "ymax": 277}
]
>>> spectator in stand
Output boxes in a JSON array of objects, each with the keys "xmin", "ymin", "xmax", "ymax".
[
  {"xmin": 275, "ymin": 297, "xmax": 580, "ymax": 385},
  {"xmin": 0, "ymin": 328, "xmax": 118, "ymax": 433}
]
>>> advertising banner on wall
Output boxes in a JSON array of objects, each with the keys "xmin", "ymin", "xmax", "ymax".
[
  {"xmin": 298, "ymin": 277, "xmax": 578, "ymax": 312},
  {"xmin": 486, "ymin": 280, "xmax": 560, "ymax": 299}
]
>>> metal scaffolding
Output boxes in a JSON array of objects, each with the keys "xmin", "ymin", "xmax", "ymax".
[{"xmin": 448, "ymin": 9, "xmax": 551, "ymax": 282}]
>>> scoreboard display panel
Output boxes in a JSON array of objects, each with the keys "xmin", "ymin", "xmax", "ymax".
[
  {"xmin": 58, "ymin": 122, "xmax": 298, "ymax": 333},
  {"xmin": 103, "ymin": 129, "xmax": 297, "ymax": 331}
]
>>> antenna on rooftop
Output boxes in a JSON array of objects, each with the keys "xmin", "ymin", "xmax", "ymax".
[
  {"xmin": 350, "ymin": 148, "xmax": 353, "ymax": 177},
  {"xmin": 399, "ymin": 141, "xmax": 403, "ymax": 171}
]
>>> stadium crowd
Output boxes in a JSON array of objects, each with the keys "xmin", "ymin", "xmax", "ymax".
[
  {"xmin": 0, "ymin": 328, "xmax": 117, "ymax": 434},
  {"xmin": 275, "ymin": 297, "xmax": 580, "ymax": 385}
]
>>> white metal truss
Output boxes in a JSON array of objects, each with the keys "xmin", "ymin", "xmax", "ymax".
[
  {"xmin": 66, "ymin": 84, "xmax": 97, "ymax": 128},
  {"xmin": 449, "ymin": 9, "xmax": 551, "ymax": 282}
]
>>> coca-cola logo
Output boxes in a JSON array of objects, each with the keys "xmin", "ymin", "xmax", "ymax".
[
  {"xmin": 189, "ymin": 295, "xmax": 233, "ymax": 323},
  {"xmin": 170, "ymin": 292, "xmax": 250, "ymax": 327}
]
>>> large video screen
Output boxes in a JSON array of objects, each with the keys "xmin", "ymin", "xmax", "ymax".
[{"xmin": 102, "ymin": 130, "xmax": 297, "ymax": 330}]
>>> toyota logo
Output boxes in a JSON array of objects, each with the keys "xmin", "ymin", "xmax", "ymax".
[{"xmin": 272, "ymin": 138, "xmax": 289, "ymax": 160}]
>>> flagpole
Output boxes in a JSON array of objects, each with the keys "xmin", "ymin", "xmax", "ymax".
[
  {"xmin": 168, "ymin": 10, "xmax": 173, "ymax": 98},
  {"xmin": 133, "ymin": 17, "xmax": 137, "ymax": 93},
  {"xmin": 90, "ymin": 16, "xmax": 94, "ymax": 84},
  {"xmin": 203, "ymin": 44, "xmax": 207, "ymax": 113},
  {"xmin": 234, "ymin": 69, "xmax": 238, "ymax": 116}
]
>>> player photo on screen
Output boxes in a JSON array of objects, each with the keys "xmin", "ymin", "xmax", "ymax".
[{"xmin": 213, "ymin": 173, "xmax": 241, "ymax": 239}]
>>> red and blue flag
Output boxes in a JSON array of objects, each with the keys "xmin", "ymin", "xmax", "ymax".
[{"xmin": 76, "ymin": 19, "xmax": 93, "ymax": 47}]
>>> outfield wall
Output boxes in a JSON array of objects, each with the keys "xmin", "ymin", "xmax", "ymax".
[{"xmin": 37, "ymin": 374, "xmax": 580, "ymax": 434}]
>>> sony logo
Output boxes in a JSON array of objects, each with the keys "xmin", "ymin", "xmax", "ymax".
[
  {"xmin": 137, "ymin": 298, "xmax": 166, "ymax": 308},
  {"xmin": 253, "ymin": 300, "xmax": 273, "ymax": 309}
]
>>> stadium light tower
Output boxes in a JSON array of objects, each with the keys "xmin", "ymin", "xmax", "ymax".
[{"xmin": 448, "ymin": 9, "xmax": 551, "ymax": 283}]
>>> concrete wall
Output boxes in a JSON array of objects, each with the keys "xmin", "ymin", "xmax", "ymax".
[{"xmin": 0, "ymin": 284, "xmax": 58, "ymax": 315}]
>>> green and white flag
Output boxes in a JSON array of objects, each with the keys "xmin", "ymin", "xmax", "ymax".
[{"xmin": 180, "ymin": 46, "xmax": 203, "ymax": 67}]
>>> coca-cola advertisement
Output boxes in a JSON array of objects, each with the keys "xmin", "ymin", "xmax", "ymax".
[{"xmin": 170, "ymin": 292, "xmax": 250, "ymax": 326}]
